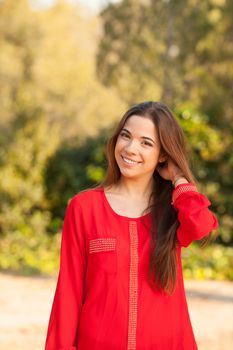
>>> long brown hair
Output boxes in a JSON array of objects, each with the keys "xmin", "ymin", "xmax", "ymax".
[{"xmin": 96, "ymin": 101, "xmax": 211, "ymax": 294}]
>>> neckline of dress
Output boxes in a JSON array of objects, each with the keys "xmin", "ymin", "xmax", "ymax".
[{"xmin": 100, "ymin": 187, "xmax": 151, "ymax": 221}]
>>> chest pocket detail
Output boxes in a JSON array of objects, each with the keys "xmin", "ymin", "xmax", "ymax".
[
  {"xmin": 89, "ymin": 237, "xmax": 116, "ymax": 253},
  {"xmin": 89, "ymin": 237, "xmax": 117, "ymax": 274}
]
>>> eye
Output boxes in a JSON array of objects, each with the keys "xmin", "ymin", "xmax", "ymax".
[
  {"xmin": 120, "ymin": 131, "xmax": 130, "ymax": 138},
  {"xmin": 142, "ymin": 141, "xmax": 153, "ymax": 147}
]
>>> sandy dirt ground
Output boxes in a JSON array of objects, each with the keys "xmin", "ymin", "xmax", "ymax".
[{"xmin": 0, "ymin": 272, "xmax": 232, "ymax": 349}]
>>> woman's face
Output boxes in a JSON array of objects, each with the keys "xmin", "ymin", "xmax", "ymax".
[{"xmin": 115, "ymin": 115, "xmax": 165, "ymax": 180}]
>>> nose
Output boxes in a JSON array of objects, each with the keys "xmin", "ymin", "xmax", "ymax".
[{"xmin": 124, "ymin": 139, "xmax": 139, "ymax": 155}]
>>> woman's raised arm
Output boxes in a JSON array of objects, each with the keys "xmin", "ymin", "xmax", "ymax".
[{"xmin": 172, "ymin": 183, "xmax": 219, "ymax": 247}]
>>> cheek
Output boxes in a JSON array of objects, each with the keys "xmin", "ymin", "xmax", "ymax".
[
  {"xmin": 115, "ymin": 138, "xmax": 123, "ymax": 154},
  {"xmin": 114, "ymin": 141, "xmax": 120, "ymax": 161},
  {"xmin": 146, "ymin": 150, "xmax": 160, "ymax": 165}
]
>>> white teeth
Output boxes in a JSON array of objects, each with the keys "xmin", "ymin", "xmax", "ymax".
[{"xmin": 122, "ymin": 156, "xmax": 138, "ymax": 164}]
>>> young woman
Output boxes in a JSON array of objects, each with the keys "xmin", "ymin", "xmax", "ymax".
[{"xmin": 45, "ymin": 101, "xmax": 219, "ymax": 350}]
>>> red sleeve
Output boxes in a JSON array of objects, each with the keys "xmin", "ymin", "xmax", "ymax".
[
  {"xmin": 171, "ymin": 183, "xmax": 219, "ymax": 248},
  {"xmin": 45, "ymin": 195, "xmax": 87, "ymax": 350}
]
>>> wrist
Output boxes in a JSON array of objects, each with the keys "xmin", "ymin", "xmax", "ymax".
[
  {"xmin": 172, "ymin": 174, "xmax": 189, "ymax": 187},
  {"xmin": 174, "ymin": 178, "xmax": 189, "ymax": 187}
]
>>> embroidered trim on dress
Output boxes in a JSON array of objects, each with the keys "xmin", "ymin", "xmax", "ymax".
[
  {"xmin": 171, "ymin": 184, "xmax": 198, "ymax": 205},
  {"xmin": 127, "ymin": 221, "xmax": 138, "ymax": 350},
  {"xmin": 89, "ymin": 237, "xmax": 116, "ymax": 253}
]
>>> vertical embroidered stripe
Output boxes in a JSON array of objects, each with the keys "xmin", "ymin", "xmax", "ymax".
[
  {"xmin": 127, "ymin": 221, "xmax": 138, "ymax": 350},
  {"xmin": 172, "ymin": 184, "xmax": 198, "ymax": 204}
]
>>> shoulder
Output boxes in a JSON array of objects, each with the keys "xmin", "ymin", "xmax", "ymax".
[{"xmin": 68, "ymin": 186, "xmax": 103, "ymax": 209}]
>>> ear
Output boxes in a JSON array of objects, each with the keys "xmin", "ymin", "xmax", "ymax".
[{"xmin": 158, "ymin": 154, "xmax": 167, "ymax": 163}]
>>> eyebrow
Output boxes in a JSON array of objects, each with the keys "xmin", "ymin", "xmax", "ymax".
[{"xmin": 121, "ymin": 128, "xmax": 156, "ymax": 144}]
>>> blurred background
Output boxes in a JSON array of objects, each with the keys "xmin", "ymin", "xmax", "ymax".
[{"xmin": 0, "ymin": 0, "xmax": 232, "ymax": 349}]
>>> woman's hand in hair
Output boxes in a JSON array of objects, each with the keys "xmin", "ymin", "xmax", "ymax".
[{"xmin": 156, "ymin": 157, "xmax": 184, "ymax": 183}]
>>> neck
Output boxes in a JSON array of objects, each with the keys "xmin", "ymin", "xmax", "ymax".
[{"xmin": 115, "ymin": 176, "xmax": 154, "ymax": 199}]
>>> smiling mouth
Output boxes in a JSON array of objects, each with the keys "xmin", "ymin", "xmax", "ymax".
[{"xmin": 121, "ymin": 155, "xmax": 141, "ymax": 165}]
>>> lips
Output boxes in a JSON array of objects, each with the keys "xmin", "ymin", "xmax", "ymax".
[{"xmin": 121, "ymin": 155, "xmax": 141, "ymax": 164}]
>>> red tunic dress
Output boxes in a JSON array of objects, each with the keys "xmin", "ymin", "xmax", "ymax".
[{"xmin": 45, "ymin": 183, "xmax": 219, "ymax": 350}]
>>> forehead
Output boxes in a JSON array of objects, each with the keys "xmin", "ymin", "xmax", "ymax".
[{"xmin": 123, "ymin": 115, "xmax": 157, "ymax": 137}]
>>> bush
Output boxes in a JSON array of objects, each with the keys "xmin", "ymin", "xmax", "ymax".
[
  {"xmin": 182, "ymin": 243, "xmax": 233, "ymax": 281},
  {"xmin": 0, "ymin": 234, "xmax": 232, "ymax": 281}
]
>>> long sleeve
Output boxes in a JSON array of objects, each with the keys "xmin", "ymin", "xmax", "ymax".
[
  {"xmin": 171, "ymin": 183, "xmax": 219, "ymax": 247},
  {"xmin": 45, "ymin": 195, "xmax": 87, "ymax": 350}
]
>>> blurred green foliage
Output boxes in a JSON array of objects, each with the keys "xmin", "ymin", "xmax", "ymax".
[
  {"xmin": 0, "ymin": 0, "xmax": 232, "ymax": 278},
  {"xmin": 43, "ymin": 127, "xmax": 110, "ymax": 221},
  {"xmin": 182, "ymin": 243, "xmax": 233, "ymax": 281},
  {"xmin": 0, "ymin": 230, "xmax": 60, "ymax": 275},
  {"xmin": 0, "ymin": 232, "xmax": 232, "ymax": 281}
]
